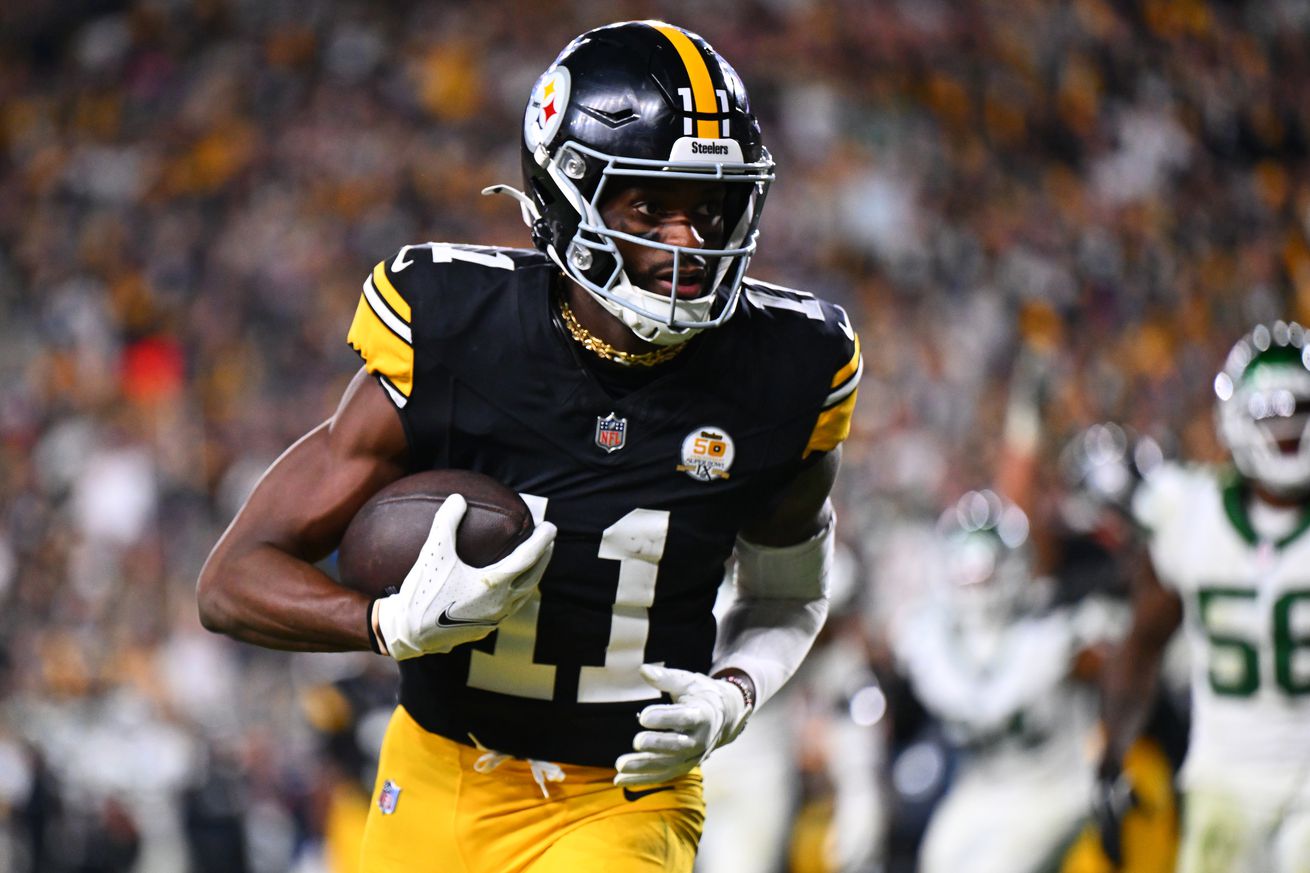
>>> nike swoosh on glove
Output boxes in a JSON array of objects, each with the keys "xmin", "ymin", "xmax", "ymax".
[
  {"xmin": 613, "ymin": 665, "xmax": 751, "ymax": 787},
  {"xmin": 376, "ymin": 493, "xmax": 556, "ymax": 660}
]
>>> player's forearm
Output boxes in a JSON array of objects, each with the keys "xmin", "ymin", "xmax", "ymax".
[
  {"xmin": 1098, "ymin": 633, "xmax": 1163, "ymax": 770},
  {"xmin": 713, "ymin": 594, "xmax": 828, "ymax": 706},
  {"xmin": 895, "ymin": 610, "xmax": 1072, "ymax": 732},
  {"xmin": 198, "ymin": 541, "xmax": 372, "ymax": 652},
  {"xmin": 713, "ymin": 517, "xmax": 833, "ymax": 707},
  {"xmin": 1100, "ymin": 556, "xmax": 1180, "ymax": 770},
  {"xmin": 972, "ymin": 617, "xmax": 1077, "ymax": 729},
  {"xmin": 913, "ymin": 669, "xmax": 1054, "ymax": 736},
  {"xmin": 196, "ymin": 383, "xmax": 409, "ymax": 652}
]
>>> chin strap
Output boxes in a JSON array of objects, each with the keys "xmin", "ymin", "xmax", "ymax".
[
  {"xmin": 483, "ymin": 183, "xmax": 709, "ymax": 348},
  {"xmin": 593, "ymin": 274, "xmax": 704, "ymax": 348}
]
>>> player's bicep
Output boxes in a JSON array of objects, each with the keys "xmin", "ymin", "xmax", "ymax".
[
  {"xmin": 225, "ymin": 370, "xmax": 409, "ymax": 561},
  {"xmin": 740, "ymin": 447, "xmax": 840, "ymax": 547}
]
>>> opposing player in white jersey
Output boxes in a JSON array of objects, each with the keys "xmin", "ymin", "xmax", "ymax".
[
  {"xmin": 894, "ymin": 490, "xmax": 1113, "ymax": 873},
  {"xmin": 1097, "ymin": 321, "xmax": 1310, "ymax": 873}
]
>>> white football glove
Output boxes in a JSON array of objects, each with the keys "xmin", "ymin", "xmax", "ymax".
[
  {"xmin": 613, "ymin": 665, "xmax": 752, "ymax": 787},
  {"xmin": 375, "ymin": 493, "xmax": 556, "ymax": 661}
]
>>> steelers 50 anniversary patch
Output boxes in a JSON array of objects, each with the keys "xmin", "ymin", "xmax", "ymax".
[{"xmin": 678, "ymin": 427, "xmax": 734, "ymax": 481}]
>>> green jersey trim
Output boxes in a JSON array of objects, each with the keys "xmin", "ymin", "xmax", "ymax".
[{"xmin": 1220, "ymin": 472, "xmax": 1310, "ymax": 549}]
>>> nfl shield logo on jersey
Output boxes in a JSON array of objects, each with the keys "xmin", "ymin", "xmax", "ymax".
[
  {"xmin": 377, "ymin": 779, "xmax": 402, "ymax": 815},
  {"xmin": 595, "ymin": 412, "xmax": 628, "ymax": 453}
]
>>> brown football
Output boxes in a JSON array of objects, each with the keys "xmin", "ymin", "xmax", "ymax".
[{"xmin": 336, "ymin": 469, "xmax": 534, "ymax": 598}]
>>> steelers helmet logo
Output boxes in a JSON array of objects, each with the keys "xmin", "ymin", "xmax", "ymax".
[
  {"xmin": 524, "ymin": 67, "xmax": 571, "ymax": 154},
  {"xmin": 677, "ymin": 427, "xmax": 735, "ymax": 482}
]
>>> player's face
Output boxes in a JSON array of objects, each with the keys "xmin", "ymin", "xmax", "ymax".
[
  {"xmin": 1274, "ymin": 398, "xmax": 1310, "ymax": 454},
  {"xmin": 1245, "ymin": 389, "xmax": 1310, "ymax": 454},
  {"xmin": 600, "ymin": 180, "xmax": 727, "ymax": 299}
]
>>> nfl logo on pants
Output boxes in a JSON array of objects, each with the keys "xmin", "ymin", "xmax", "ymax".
[
  {"xmin": 378, "ymin": 780, "xmax": 402, "ymax": 815},
  {"xmin": 595, "ymin": 413, "xmax": 627, "ymax": 453}
]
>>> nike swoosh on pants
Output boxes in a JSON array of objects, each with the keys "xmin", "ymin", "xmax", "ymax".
[{"xmin": 623, "ymin": 785, "xmax": 675, "ymax": 802}]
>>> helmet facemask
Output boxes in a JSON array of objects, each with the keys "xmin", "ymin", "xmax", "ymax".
[
  {"xmin": 1215, "ymin": 322, "xmax": 1310, "ymax": 496},
  {"xmin": 547, "ymin": 140, "xmax": 772, "ymax": 346}
]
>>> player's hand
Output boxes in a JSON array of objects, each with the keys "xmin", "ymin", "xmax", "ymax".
[
  {"xmin": 613, "ymin": 665, "xmax": 751, "ymax": 787},
  {"xmin": 1091, "ymin": 761, "xmax": 1137, "ymax": 867},
  {"xmin": 375, "ymin": 493, "xmax": 556, "ymax": 660}
]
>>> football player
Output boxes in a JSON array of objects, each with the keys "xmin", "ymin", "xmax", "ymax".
[
  {"xmin": 196, "ymin": 21, "xmax": 861, "ymax": 873},
  {"xmin": 1097, "ymin": 321, "xmax": 1310, "ymax": 872},
  {"xmin": 893, "ymin": 490, "xmax": 1110, "ymax": 873}
]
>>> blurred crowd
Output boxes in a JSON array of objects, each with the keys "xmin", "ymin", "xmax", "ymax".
[{"xmin": 2, "ymin": 0, "xmax": 1309, "ymax": 870}]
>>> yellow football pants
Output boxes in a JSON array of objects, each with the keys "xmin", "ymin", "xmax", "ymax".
[
  {"xmin": 1060, "ymin": 738, "xmax": 1178, "ymax": 873},
  {"xmin": 360, "ymin": 706, "xmax": 705, "ymax": 873}
]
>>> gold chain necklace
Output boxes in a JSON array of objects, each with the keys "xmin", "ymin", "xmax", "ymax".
[{"xmin": 557, "ymin": 294, "xmax": 687, "ymax": 367}]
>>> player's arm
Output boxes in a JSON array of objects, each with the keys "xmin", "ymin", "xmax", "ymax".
[
  {"xmin": 198, "ymin": 366, "xmax": 556, "ymax": 657},
  {"xmin": 1092, "ymin": 548, "xmax": 1182, "ymax": 863},
  {"xmin": 895, "ymin": 606, "xmax": 1076, "ymax": 737},
  {"xmin": 714, "ymin": 445, "xmax": 840, "ymax": 703},
  {"xmin": 615, "ymin": 449, "xmax": 839, "ymax": 786},
  {"xmin": 1099, "ymin": 550, "xmax": 1182, "ymax": 771},
  {"xmin": 196, "ymin": 369, "xmax": 409, "ymax": 651},
  {"xmin": 704, "ymin": 300, "xmax": 856, "ymax": 706}
]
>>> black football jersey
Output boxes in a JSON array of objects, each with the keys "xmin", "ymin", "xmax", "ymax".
[{"xmin": 347, "ymin": 243, "xmax": 861, "ymax": 766}]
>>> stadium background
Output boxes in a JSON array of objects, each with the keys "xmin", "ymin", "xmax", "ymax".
[{"xmin": 1, "ymin": 0, "xmax": 1308, "ymax": 870}]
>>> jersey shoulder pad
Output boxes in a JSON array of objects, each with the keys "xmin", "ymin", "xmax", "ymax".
[
  {"xmin": 388, "ymin": 243, "xmax": 542, "ymax": 277},
  {"xmin": 1131, "ymin": 461, "xmax": 1215, "ymax": 536},
  {"xmin": 346, "ymin": 243, "xmax": 545, "ymax": 407},
  {"xmin": 739, "ymin": 278, "xmax": 862, "ymax": 457}
]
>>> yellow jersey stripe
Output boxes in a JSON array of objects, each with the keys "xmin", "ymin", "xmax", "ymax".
[
  {"xmin": 372, "ymin": 261, "xmax": 412, "ymax": 324},
  {"xmin": 803, "ymin": 389, "xmax": 858, "ymax": 458},
  {"xmin": 347, "ymin": 296, "xmax": 414, "ymax": 400},
  {"xmin": 652, "ymin": 24, "xmax": 720, "ymax": 138},
  {"xmin": 831, "ymin": 334, "xmax": 862, "ymax": 388}
]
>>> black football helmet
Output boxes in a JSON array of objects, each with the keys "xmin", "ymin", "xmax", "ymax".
[
  {"xmin": 1059, "ymin": 422, "xmax": 1165, "ymax": 512},
  {"xmin": 486, "ymin": 21, "xmax": 774, "ymax": 346}
]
